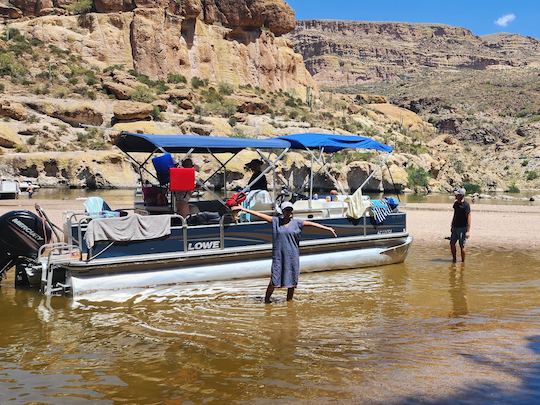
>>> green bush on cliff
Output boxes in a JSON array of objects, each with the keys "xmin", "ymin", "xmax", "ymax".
[
  {"xmin": 406, "ymin": 166, "xmax": 430, "ymax": 191},
  {"xmin": 463, "ymin": 182, "xmax": 481, "ymax": 194},
  {"xmin": 506, "ymin": 183, "xmax": 520, "ymax": 193},
  {"xmin": 167, "ymin": 73, "xmax": 187, "ymax": 84},
  {"xmin": 0, "ymin": 53, "xmax": 27, "ymax": 78},
  {"xmin": 130, "ymin": 85, "xmax": 156, "ymax": 103},
  {"xmin": 218, "ymin": 82, "xmax": 234, "ymax": 96},
  {"xmin": 191, "ymin": 76, "xmax": 208, "ymax": 89},
  {"xmin": 526, "ymin": 170, "xmax": 539, "ymax": 181},
  {"xmin": 66, "ymin": 0, "xmax": 93, "ymax": 14}
]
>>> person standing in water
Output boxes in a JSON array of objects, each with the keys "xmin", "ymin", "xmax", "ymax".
[
  {"xmin": 450, "ymin": 187, "xmax": 471, "ymax": 263},
  {"xmin": 234, "ymin": 202, "xmax": 337, "ymax": 303}
]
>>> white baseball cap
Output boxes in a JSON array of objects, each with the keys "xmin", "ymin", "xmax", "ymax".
[
  {"xmin": 454, "ymin": 187, "xmax": 466, "ymax": 196},
  {"xmin": 280, "ymin": 201, "xmax": 294, "ymax": 211}
]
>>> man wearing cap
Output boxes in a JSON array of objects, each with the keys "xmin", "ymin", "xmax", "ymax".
[
  {"xmin": 233, "ymin": 202, "xmax": 337, "ymax": 303},
  {"xmin": 450, "ymin": 187, "xmax": 471, "ymax": 262}
]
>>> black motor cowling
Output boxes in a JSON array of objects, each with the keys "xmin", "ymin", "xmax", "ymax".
[{"xmin": 0, "ymin": 210, "xmax": 52, "ymax": 280}]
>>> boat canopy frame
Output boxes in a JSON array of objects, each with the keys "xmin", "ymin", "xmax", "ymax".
[
  {"xmin": 115, "ymin": 132, "xmax": 292, "ymax": 204},
  {"xmin": 115, "ymin": 132, "xmax": 394, "ymax": 207}
]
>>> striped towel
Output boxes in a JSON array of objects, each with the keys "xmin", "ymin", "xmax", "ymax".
[{"xmin": 370, "ymin": 200, "xmax": 392, "ymax": 224}]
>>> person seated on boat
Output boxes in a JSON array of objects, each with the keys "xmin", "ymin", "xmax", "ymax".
[
  {"xmin": 245, "ymin": 159, "xmax": 268, "ymax": 191},
  {"xmin": 174, "ymin": 158, "xmax": 196, "ymax": 218},
  {"xmin": 142, "ymin": 180, "xmax": 168, "ymax": 207}
]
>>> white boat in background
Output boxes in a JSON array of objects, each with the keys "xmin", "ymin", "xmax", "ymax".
[
  {"xmin": 0, "ymin": 133, "xmax": 411, "ymax": 297},
  {"xmin": 19, "ymin": 181, "xmax": 40, "ymax": 192},
  {"xmin": 0, "ymin": 179, "xmax": 20, "ymax": 199}
]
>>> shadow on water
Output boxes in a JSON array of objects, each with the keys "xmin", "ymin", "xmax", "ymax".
[{"xmin": 397, "ymin": 335, "xmax": 540, "ymax": 405}]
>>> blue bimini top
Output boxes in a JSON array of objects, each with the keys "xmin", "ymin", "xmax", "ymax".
[
  {"xmin": 116, "ymin": 132, "xmax": 291, "ymax": 154},
  {"xmin": 278, "ymin": 133, "xmax": 393, "ymax": 153}
]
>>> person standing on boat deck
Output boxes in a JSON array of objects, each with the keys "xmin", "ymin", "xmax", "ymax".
[
  {"xmin": 174, "ymin": 158, "xmax": 195, "ymax": 218},
  {"xmin": 233, "ymin": 202, "xmax": 337, "ymax": 303},
  {"xmin": 245, "ymin": 159, "xmax": 268, "ymax": 191},
  {"xmin": 450, "ymin": 187, "xmax": 471, "ymax": 263}
]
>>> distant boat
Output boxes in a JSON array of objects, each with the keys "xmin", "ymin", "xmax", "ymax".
[
  {"xmin": 19, "ymin": 181, "xmax": 40, "ymax": 192},
  {"xmin": 0, "ymin": 179, "xmax": 20, "ymax": 199}
]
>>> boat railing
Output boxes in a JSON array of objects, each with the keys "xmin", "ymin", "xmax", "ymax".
[{"xmin": 38, "ymin": 242, "xmax": 81, "ymax": 295}]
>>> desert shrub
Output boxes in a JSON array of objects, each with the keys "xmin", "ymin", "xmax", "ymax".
[
  {"xmin": 84, "ymin": 71, "xmax": 97, "ymax": 86},
  {"xmin": 0, "ymin": 83, "xmax": 4, "ymax": 92},
  {"xmin": 0, "ymin": 53, "xmax": 27, "ymax": 78},
  {"xmin": 26, "ymin": 114, "xmax": 39, "ymax": 124},
  {"xmin": 48, "ymin": 45, "xmax": 69, "ymax": 57},
  {"xmin": 103, "ymin": 64, "xmax": 124, "ymax": 73},
  {"xmin": 228, "ymin": 116, "xmax": 237, "ymax": 127},
  {"xmin": 14, "ymin": 144, "xmax": 29, "ymax": 152},
  {"xmin": 167, "ymin": 73, "xmax": 187, "ymax": 84},
  {"xmin": 153, "ymin": 80, "xmax": 169, "ymax": 94},
  {"xmin": 407, "ymin": 166, "xmax": 430, "ymax": 191},
  {"xmin": 52, "ymin": 85, "xmax": 70, "ymax": 98},
  {"xmin": 506, "ymin": 183, "xmax": 520, "ymax": 193},
  {"xmin": 334, "ymin": 151, "xmax": 375, "ymax": 164},
  {"xmin": 218, "ymin": 82, "xmax": 234, "ymax": 96},
  {"xmin": 68, "ymin": 76, "xmax": 79, "ymax": 85},
  {"xmin": 130, "ymin": 85, "xmax": 156, "ymax": 103},
  {"xmin": 463, "ymin": 182, "xmax": 481, "ymax": 194},
  {"xmin": 87, "ymin": 90, "xmax": 96, "ymax": 100},
  {"xmin": 522, "ymin": 159, "xmax": 529, "ymax": 167},
  {"xmin": 202, "ymin": 87, "xmax": 223, "ymax": 103},
  {"xmin": 27, "ymin": 136, "xmax": 36, "ymax": 145},
  {"xmin": 6, "ymin": 33, "xmax": 32, "ymax": 56},
  {"xmin": 34, "ymin": 83, "xmax": 50, "ymax": 95},
  {"xmin": 151, "ymin": 105, "xmax": 162, "ymax": 121},
  {"xmin": 191, "ymin": 76, "xmax": 207, "ymax": 89},
  {"xmin": 193, "ymin": 105, "xmax": 204, "ymax": 115},
  {"xmin": 526, "ymin": 170, "xmax": 539, "ymax": 181},
  {"xmin": 66, "ymin": 0, "xmax": 93, "ymax": 14},
  {"xmin": 288, "ymin": 110, "xmax": 299, "ymax": 119}
]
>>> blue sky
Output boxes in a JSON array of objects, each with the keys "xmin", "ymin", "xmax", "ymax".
[{"xmin": 288, "ymin": 0, "xmax": 540, "ymax": 39}]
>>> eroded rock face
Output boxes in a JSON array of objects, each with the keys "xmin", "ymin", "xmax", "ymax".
[
  {"xmin": 26, "ymin": 102, "xmax": 103, "ymax": 127},
  {"xmin": 9, "ymin": 1, "xmax": 313, "ymax": 95},
  {"xmin": 113, "ymin": 101, "xmax": 153, "ymax": 121},
  {"xmin": 289, "ymin": 20, "xmax": 540, "ymax": 86},
  {"xmin": 0, "ymin": 123, "xmax": 23, "ymax": 148},
  {"xmin": 0, "ymin": 151, "xmax": 138, "ymax": 188},
  {"xmin": 0, "ymin": 100, "xmax": 28, "ymax": 121}
]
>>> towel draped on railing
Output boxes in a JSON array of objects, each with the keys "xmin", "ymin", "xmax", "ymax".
[
  {"xmin": 85, "ymin": 214, "xmax": 171, "ymax": 249},
  {"xmin": 370, "ymin": 200, "xmax": 392, "ymax": 224}
]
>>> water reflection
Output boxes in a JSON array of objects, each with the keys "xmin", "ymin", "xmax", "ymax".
[
  {"xmin": 1, "ymin": 245, "xmax": 540, "ymax": 403},
  {"xmin": 449, "ymin": 264, "xmax": 468, "ymax": 319}
]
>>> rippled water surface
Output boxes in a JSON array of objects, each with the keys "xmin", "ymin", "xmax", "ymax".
[{"xmin": 1, "ymin": 245, "xmax": 540, "ymax": 404}]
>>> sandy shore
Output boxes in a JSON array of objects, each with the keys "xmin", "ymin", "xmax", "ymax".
[{"xmin": 1, "ymin": 198, "xmax": 539, "ymax": 250}]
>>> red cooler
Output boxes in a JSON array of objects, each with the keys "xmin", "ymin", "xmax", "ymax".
[{"xmin": 169, "ymin": 168, "xmax": 196, "ymax": 192}]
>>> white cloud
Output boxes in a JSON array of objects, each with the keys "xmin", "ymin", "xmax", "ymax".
[{"xmin": 495, "ymin": 13, "xmax": 516, "ymax": 27}]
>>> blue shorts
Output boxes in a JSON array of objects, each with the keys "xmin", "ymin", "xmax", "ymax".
[{"xmin": 450, "ymin": 227, "xmax": 467, "ymax": 247}]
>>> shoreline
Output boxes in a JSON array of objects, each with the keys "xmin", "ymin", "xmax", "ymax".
[{"xmin": 1, "ymin": 199, "xmax": 539, "ymax": 251}]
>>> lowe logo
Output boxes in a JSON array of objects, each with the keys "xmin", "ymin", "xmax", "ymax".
[
  {"xmin": 188, "ymin": 241, "xmax": 220, "ymax": 251},
  {"xmin": 12, "ymin": 218, "xmax": 44, "ymax": 242}
]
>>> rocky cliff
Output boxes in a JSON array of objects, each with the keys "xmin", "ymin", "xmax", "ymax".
[
  {"xmin": 3, "ymin": 0, "xmax": 314, "ymax": 94},
  {"xmin": 289, "ymin": 20, "xmax": 540, "ymax": 86}
]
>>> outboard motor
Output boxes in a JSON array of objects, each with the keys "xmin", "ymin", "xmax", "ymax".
[{"xmin": 0, "ymin": 210, "xmax": 52, "ymax": 287}]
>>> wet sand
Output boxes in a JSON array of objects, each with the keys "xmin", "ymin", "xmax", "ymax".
[{"xmin": 1, "ymin": 198, "xmax": 539, "ymax": 250}]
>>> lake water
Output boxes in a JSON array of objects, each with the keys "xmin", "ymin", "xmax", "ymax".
[
  {"xmin": 1, "ymin": 245, "xmax": 539, "ymax": 404},
  {"xmin": 28, "ymin": 188, "xmax": 540, "ymax": 207}
]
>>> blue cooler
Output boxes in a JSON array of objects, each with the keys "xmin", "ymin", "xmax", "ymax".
[{"xmin": 152, "ymin": 153, "xmax": 176, "ymax": 185}]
